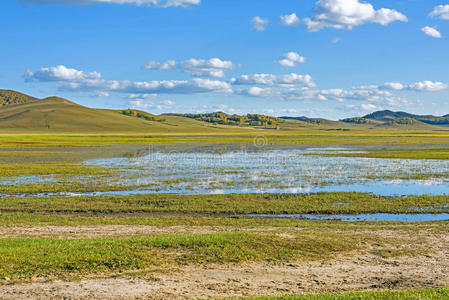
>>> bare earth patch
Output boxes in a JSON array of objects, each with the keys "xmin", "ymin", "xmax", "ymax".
[
  {"xmin": 0, "ymin": 251, "xmax": 448, "ymax": 300},
  {"xmin": 0, "ymin": 225, "xmax": 291, "ymax": 238},
  {"xmin": 0, "ymin": 231, "xmax": 448, "ymax": 299}
]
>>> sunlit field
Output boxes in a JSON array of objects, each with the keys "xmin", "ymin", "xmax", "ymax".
[{"xmin": 0, "ymin": 131, "xmax": 448, "ymax": 298}]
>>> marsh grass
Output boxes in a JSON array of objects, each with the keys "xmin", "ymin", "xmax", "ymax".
[
  {"xmin": 306, "ymin": 148, "xmax": 449, "ymax": 160},
  {"xmin": 1, "ymin": 193, "xmax": 448, "ymax": 215},
  {"xmin": 1, "ymin": 131, "xmax": 449, "ymax": 148},
  {"xmin": 239, "ymin": 288, "xmax": 449, "ymax": 299},
  {"xmin": 0, "ymin": 231, "xmax": 361, "ymax": 282}
]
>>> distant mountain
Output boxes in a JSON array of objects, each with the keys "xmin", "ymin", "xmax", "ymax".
[
  {"xmin": 0, "ymin": 89, "xmax": 39, "ymax": 107},
  {"xmin": 280, "ymin": 116, "xmax": 345, "ymax": 127},
  {"xmin": 360, "ymin": 110, "xmax": 449, "ymax": 126},
  {"xmin": 281, "ymin": 116, "xmax": 320, "ymax": 124}
]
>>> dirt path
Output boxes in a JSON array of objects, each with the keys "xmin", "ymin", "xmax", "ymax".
[
  {"xmin": 0, "ymin": 250, "xmax": 448, "ymax": 300},
  {"xmin": 0, "ymin": 225, "xmax": 291, "ymax": 238}
]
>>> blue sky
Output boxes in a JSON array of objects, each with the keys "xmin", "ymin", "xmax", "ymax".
[{"xmin": 1, "ymin": 0, "xmax": 448, "ymax": 119}]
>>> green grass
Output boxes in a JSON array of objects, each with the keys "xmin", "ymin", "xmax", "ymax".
[
  {"xmin": 1, "ymin": 193, "xmax": 448, "ymax": 215},
  {"xmin": 239, "ymin": 288, "xmax": 449, "ymax": 299},
  {"xmin": 0, "ymin": 231, "xmax": 361, "ymax": 282},
  {"xmin": 307, "ymin": 148, "xmax": 449, "ymax": 160},
  {"xmin": 2, "ymin": 133, "xmax": 449, "ymax": 148},
  {"xmin": 1, "ymin": 214, "xmax": 448, "ymax": 234}
]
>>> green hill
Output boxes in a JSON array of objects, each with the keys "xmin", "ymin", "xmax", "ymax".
[
  {"xmin": 0, "ymin": 90, "xmax": 448, "ymax": 133},
  {"xmin": 167, "ymin": 112, "xmax": 283, "ymax": 129},
  {"xmin": 0, "ymin": 89, "xmax": 39, "ymax": 107},
  {"xmin": 362, "ymin": 110, "xmax": 449, "ymax": 126},
  {"xmin": 0, "ymin": 94, "xmax": 237, "ymax": 133}
]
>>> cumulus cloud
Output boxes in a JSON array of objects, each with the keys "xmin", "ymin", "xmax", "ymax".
[
  {"xmin": 252, "ymin": 16, "xmax": 269, "ymax": 31},
  {"xmin": 143, "ymin": 60, "xmax": 177, "ymax": 70},
  {"xmin": 280, "ymin": 13, "xmax": 300, "ymax": 26},
  {"xmin": 25, "ymin": 65, "xmax": 232, "ymax": 94},
  {"xmin": 408, "ymin": 81, "xmax": 448, "ymax": 92},
  {"xmin": 24, "ymin": 65, "xmax": 101, "ymax": 82},
  {"xmin": 231, "ymin": 73, "xmax": 316, "ymax": 88},
  {"xmin": 381, "ymin": 80, "xmax": 448, "ymax": 92},
  {"xmin": 21, "ymin": 0, "xmax": 200, "ymax": 7},
  {"xmin": 235, "ymin": 83, "xmax": 410, "ymax": 110},
  {"xmin": 236, "ymin": 87, "xmax": 278, "ymax": 98},
  {"xmin": 94, "ymin": 91, "xmax": 110, "ymax": 97},
  {"xmin": 143, "ymin": 58, "xmax": 234, "ymax": 78},
  {"xmin": 303, "ymin": 0, "xmax": 407, "ymax": 32},
  {"xmin": 429, "ymin": 5, "xmax": 449, "ymax": 20},
  {"xmin": 421, "ymin": 26, "xmax": 442, "ymax": 38},
  {"xmin": 381, "ymin": 82, "xmax": 404, "ymax": 91},
  {"xmin": 278, "ymin": 52, "xmax": 306, "ymax": 67},
  {"xmin": 128, "ymin": 94, "xmax": 175, "ymax": 111},
  {"xmin": 331, "ymin": 37, "xmax": 341, "ymax": 43},
  {"xmin": 180, "ymin": 58, "xmax": 234, "ymax": 78}
]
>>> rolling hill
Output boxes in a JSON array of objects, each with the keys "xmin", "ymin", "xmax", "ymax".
[
  {"xmin": 341, "ymin": 110, "xmax": 449, "ymax": 128},
  {"xmin": 0, "ymin": 90, "xmax": 448, "ymax": 133},
  {"xmin": 0, "ymin": 89, "xmax": 39, "ymax": 107},
  {"xmin": 0, "ymin": 91, "xmax": 240, "ymax": 133}
]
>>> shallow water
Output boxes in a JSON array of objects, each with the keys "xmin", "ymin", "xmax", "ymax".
[
  {"xmin": 82, "ymin": 147, "xmax": 449, "ymax": 196},
  {"xmin": 2, "ymin": 146, "xmax": 449, "ymax": 197},
  {"xmin": 243, "ymin": 213, "xmax": 449, "ymax": 222}
]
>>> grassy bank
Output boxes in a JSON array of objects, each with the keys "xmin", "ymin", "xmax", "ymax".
[
  {"xmin": 1, "ymin": 193, "xmax": 448, "ymax": 215},
  {"xmin": 0, "ymin": 231, "xmax": 364, "ymax": 282},
  {"xmin": 1, "ymin": 130, "xmax": 449, "ymax": 148},
  {"xmin": 242, "ymin": 288, "xmax": 449, "ymax": 299}
]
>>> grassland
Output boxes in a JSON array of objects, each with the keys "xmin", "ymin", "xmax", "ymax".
[
  {"xmin": 1, "ymin": 193, "xmax": 449, "ymax": 216},
  {"xmin": 0, "ymin": 126, "xmax": 449, "ymax": 297},
  {"xmin": 0, "ymin": 230, "xmax": 365, "ymax": 281},
  {"xmin": 243, "ymin": 288, "xmax": 449, "ymax": 299}
]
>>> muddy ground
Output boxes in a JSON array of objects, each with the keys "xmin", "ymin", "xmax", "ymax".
[{"xmin": 0, "ymin": 225, "xmax": 448, "ymax": 299}]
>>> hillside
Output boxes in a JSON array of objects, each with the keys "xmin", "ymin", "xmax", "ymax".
[
  {"xmin": 0, "ymin": 89, "xmax": 39, "ymax": 107},
  {"xmin": 0, "ymin": 90, "xmax": 448, "ymax": 133},
  {"xmin": 361, "ymin": 110, "xmax": 449, "ymax": 126},
  {"xmin": 281, "ymin": 116, "xmax": 346, "ymax": 127},
  {"xmin": 166, "ymin": 112, "xmax": 283, "ymax": 129},
  {"xmin": 0, "ymin": 95, "xmax": 237, "ymax": 133}
]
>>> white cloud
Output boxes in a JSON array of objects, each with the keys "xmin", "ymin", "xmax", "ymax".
[
  {"xmin": 378, "ymin": 81, "xmax": 448, "ymax": 92},
  {"xmin": 25, "ymin": 65, "xmax": 232, "ymax": 94},
  {"xmin": 129, "ymin": 96, "xmax": 175, "ymax": 111},
  {"xmin": 303, "ymin": 0, "xmax": 407, "ymax": 32},
  {"xmin": 143, "ymin": 58, "xmax": 234, "ymax": 78},
  {"xmin": 429, "ymin": 5, "xmax": 449, "ymax": 20},
  {"xmin": 280, "ymin": 13, "xmax": 300, "ymax": 26},
  {"xmin": 361, "ymin": 103, "xmax": 377, "ymax": 111},
  {"xmin": 194, "ymin": 104, "xmax": 241, "ymax": 115},
  {"xmin": 235, "ymin": 84, "xmax": 407, "ymax": 108},
  {"xmin": 278, "ymin": 52, "xmax": 306, "ymax": 67},
  {"xmin": 180, "ymin": 58, "xmax": 234, "ymax": 78},
  {"xmin": 94, "ymin": 91, "xmax": 110, "ymax": 97},
  {"xmin": 252, "ymin": 16, "xmax": 269, "ymax": 31},
  {"xmin": 231, "ymin": 73, "xmax": 316, "ymax": 88},
  {"xmin": 22, "ymin": 0, "xmax": 200, "ymax": 7},
  {"xmin": 24, "ymin": 65, "xmax": 101, "ymax": 82},
  {"xmin": 408, "ymin": 81, "xmax": 448, "ymax": 92},
  {"xmin": 143, "ymin": 60, "xmax": 177, "ymax": 70},
  {"xmin": 331, "ymin": 37, "xmax": 341, "ymax": 43},
  {"xmin": 381, "ymin": 82, "xmax": 404, "ymax": 90},
  {"xmin": 236, "ymin": 87, "xmax": 277, "ymax": 98},
  {"xmin": 421, "ymin": 26, "xmax": 442, "ymax": 38}
]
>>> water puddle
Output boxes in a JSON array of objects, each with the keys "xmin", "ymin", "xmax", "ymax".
[
  {"xmin": 3, "ymin": 146, "xmax": 449, "ymax": 197},
  {"xmin": 243, "ymin": 213, "xmax": 449, "ymax": 222}
]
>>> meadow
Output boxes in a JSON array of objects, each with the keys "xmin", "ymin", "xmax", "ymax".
[{"xmin": 0, "ymin": 131, "xmax": 448, "ymax": 299}]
